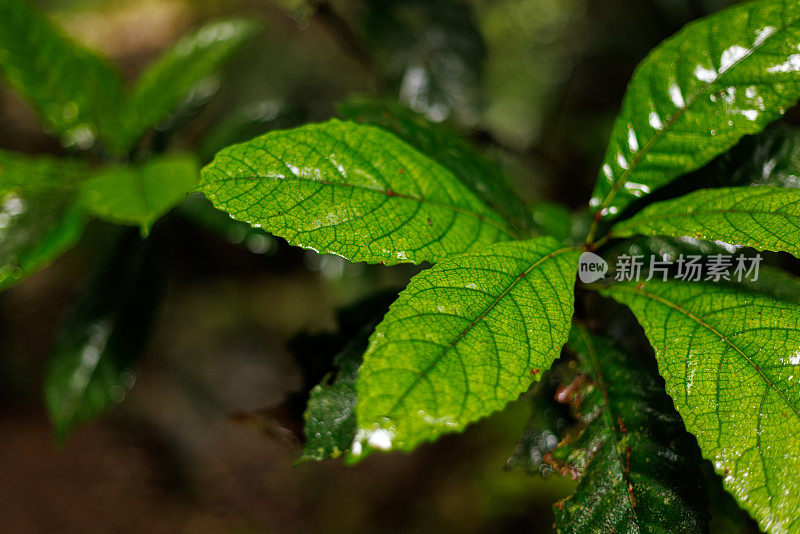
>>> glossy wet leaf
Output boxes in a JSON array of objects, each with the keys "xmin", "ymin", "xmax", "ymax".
[
  {"xmin": 80, "ymin": 154, "xmax": 199, "ymax": 233},
  {"xmin": 119, "ymin": 19, "xmax": 257, "ymax": 152},
  {"xmin": 591, "ymin": 0, "xmax": 800, "ymax": 222},
  {"xmin": 611, "ymin": 186, "xmax": 800, "ymax": 257},
  {"xmin": 199, "ymin": 119, "xmax": 516, "ymax": 265},
  {"xmin": 551, "ymin": 327, "xmax": 708, "ymax": 533},
  {"xmin": 0, "ymin": 0, "xmax": 123, "ymax": 151},
  {"xmin": 0, "ymin": 150, "xmax": 87, "ymax": 291},
  {"xmin": 45, "ymin": 230, "xmax": 165, "ymax": 440},
  {"xmin": 354, "ymin": 237, "xmax": 579, "ymax": 454},
  {"xmin": 600, "ymin": 276, "xmax": 800, "ymax": 533},
  {"xmin": 339, "ymin": 98, "xmax": 531, "ymax": 235}
]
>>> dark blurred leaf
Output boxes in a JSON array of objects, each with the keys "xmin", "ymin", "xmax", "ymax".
[
  {"xmin": 0, "ymin": 0, "xmax": 124, "ymax": 152},
  {"xmin": 363, "ymin": 0, "xmax": 486, "ymax": 124},
  {"xmin": 529, "ymin": 201, "xmax": 572, "ymax": 243},
  {"xmin": 0, "ymin": 149, "xmax": 87, "ymax": 291},
  {"xmin": 44, "ymin": 229, "xmax": 166, "ymax": 441},
  {"xmin": 551, "ymin": 327, "xmax": 708, "ymax": 533},
  {"xmin": 79, "ymin": 154, "xmax": 199, "ymax": 234},
  {"xmin": 197, "ymin": 100, "xmax": 305, "ymax": 163},
  {"xmin": 339, "ymin": 98, "xmax": 531, "ymax": 234},
  {"xmin": 119, "ymin": 19, "xmax": 258, "ymax": 152}
]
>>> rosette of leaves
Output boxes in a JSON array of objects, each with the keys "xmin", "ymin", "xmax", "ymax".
[{"xmin": 197, "ymin": 1, "xmax": 800, "ymax": 531}]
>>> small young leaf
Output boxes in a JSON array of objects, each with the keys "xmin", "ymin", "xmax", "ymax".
[
  {"xmin": 199, "ymin": 119, "xmax": 516, "ymax": 265},
  {"xmin": 610, "ymin": 186, "xmax": 800, "ymax": 257},
  {"xmin": 0, "ymin": 150, "xmax": 87, "ymax": 291},
  {"xmin": 552, "ymin": 327, "xmax": 709, "ymax": 533},
  {"xmin": 600, "ymin": 276, "xmax": 800, "ymax": 533},
  {"xmin": 339, "ymin": 98, "xmax": 531, "ymax": 234},
  {"xmin": 591, "ymin": 0, "xmax": 800, "ymax": 221},
  {"xmin": 45, "ymin": 230, "xmax": 165, "ymax": 440},
  {"xmin": 80, "ymin": 154, "xmax": 199, "ymax": 233},
  {"xmin": 354, "ymin": 237, "xmax": 579, "ymax": 455},
  {"xmin": 118, "ymin": 19, "xmax": 258, "ymax": 152},
  {"xmin": 0, "ymin": 0, "xmax": 124, "ymax": 151}
]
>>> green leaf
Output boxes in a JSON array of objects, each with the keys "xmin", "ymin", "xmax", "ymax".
[
  {"xmin": 0, "ymin": 0, "xmax": 123, "ymax": 151},
  {"xmin": 591, "ymin": 0, "xmax": 800, "ymax": 222},
  {"xmin": 118, "ymin": 19, "xmax": 257, "ymax": 152},
  {"xmin": 339, "ymin": 98, "xmax": 531, "ymax": 235},
  {"xmin": 45, "ymin": 230, "xmax": 165, "ymax": 440},
  {"xmin": 299, "ymin": 327, "xmax": 367, "ymax": 463},
  {"xmin": 0, "ymin": 149, "xmax": 87, "ymax": 291},
  {"xmin": 610, "ymin": 186, "xmax": 800, "ymax": 257},
  {"xmin": 199, "ymin": 119, "xmax": 517, "ymax": 265},
  {"xmin": 80, "ymin": 154, "xmax": 199, "ymax": 233},
  {"xmin": 551, "ymin": 327, "xmax": 709, "ymax": 533},
  {"xmin": 353, "ymin": 237, "xmax": 579, "ymax": 454},
  {"xmin": 599, "ymin": 276, "xmax": 800, "ymax": 533}
]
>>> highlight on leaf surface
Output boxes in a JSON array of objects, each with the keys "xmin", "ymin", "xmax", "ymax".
[
  {"xmin": 551, "ymin": 327, "xmax": 709, "ymax": 533},
  {"xmin": 600, "ymin": 275, "xmax": 800, "ymax": 533},
  {"xmin": 590, "ymin": 0, "xmax": 800, "ymax": 222},
  {"xmin": 610, "ymin": 186, "xmax": 800, "ymax": 257},
  {"xmin": 199, "ymin": 119, "xmax": 517, "ymax": 265},
  {"xmin": 353, "ymin": 237, "xmax": 579, "ymax": 455}
]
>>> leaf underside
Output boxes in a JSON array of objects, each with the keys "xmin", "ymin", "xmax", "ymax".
[{"xmin": 354, "ymin": 237, "xmax": 579, "ymax": 454}]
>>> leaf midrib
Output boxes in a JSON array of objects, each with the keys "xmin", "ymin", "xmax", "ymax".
[
  {"xmin": 608, "ymin": 284, "xmax": 800, "ymax": 422},
  {"xmin": 596, "ymin": 12, "xmax": 796, "ymax": 213},
  {"xmin": 386, "ymin": 246, "xmax": 576, "ymax": 417},
  {"xmin": 576, "ymin": 326, "xmax": 640, "ymax": 524},
  {"xmin": 205, "ymin": 173, "xmax": 516, "ymax": 238}
]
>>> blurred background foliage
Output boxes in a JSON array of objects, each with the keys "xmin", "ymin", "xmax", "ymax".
[{"xmin": 0, "ymin": 0, "xmax": 749, "ymax": 532}]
